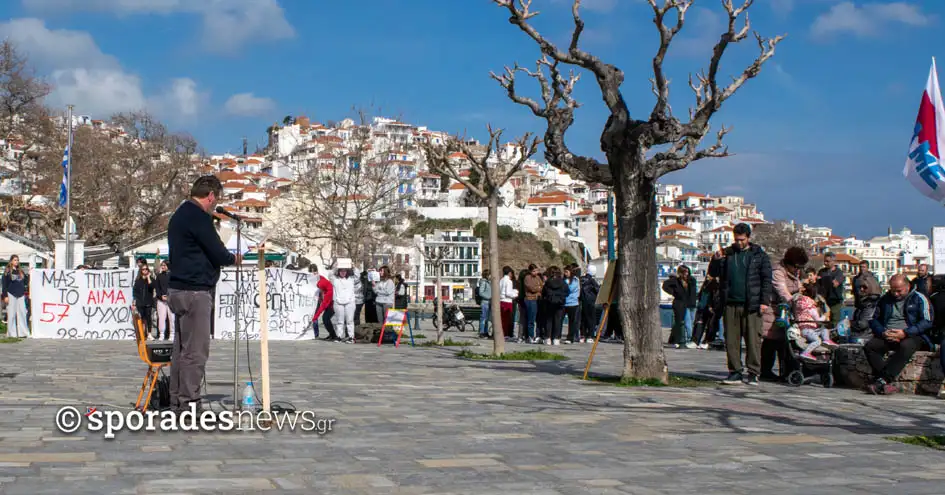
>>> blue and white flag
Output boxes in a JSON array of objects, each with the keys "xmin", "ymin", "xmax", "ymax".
[{"xmin": 58, "ymin": 145, "xmax": 68, "ymax": 207}]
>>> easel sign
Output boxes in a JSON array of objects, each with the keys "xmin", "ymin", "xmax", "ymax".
[{"xmin": 377, "ymin": 308, "xmax": 415, "ymax": 347}]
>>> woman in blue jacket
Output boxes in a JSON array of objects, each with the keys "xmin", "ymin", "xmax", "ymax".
[{"xmin": 564, "ymin": 266, "xmax": 582, "ymax": 343}]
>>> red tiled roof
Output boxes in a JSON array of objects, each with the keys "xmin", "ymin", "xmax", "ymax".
[{"xmin": 660, "ymin": 224, "xmax": 694, "ymax": 232}]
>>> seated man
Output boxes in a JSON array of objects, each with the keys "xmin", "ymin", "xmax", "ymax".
[{"xmin": 864, "ymin": 274, "xmax": 934, "ymax": 395}]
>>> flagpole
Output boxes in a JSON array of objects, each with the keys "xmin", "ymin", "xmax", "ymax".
[{"xmin": 65, "ymin": 105, "xmax": 74, "ymax": 269}]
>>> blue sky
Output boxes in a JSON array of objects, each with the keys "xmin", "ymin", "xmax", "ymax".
[{"xmin": 0, "ymin": 0, "xmax": 940, "ymax": 239}]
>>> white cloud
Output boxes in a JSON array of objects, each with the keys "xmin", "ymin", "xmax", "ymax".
[
  {"xmin": 21, "ymin": 0, "xmax": 295, "ymax": 54},
  {"xmin": 224, "ymin": 93, "xmax": 276, "ymax": 117},
  {"xmin": 0, "ymin": 18, "xmax": 205, "ymax": 120},
  {"xmin": 811, "ymin": 1, "xmax": 931, "ymax": 39}
]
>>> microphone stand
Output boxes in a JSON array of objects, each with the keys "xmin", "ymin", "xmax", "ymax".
[{"xmin": 232, "ymin": 216, "xmax": 242, "ymax": 412}]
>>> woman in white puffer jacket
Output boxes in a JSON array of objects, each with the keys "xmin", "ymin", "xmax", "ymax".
[{"xmin": 332, "ymin": 268, "xmax": 357, "ymax": 343}]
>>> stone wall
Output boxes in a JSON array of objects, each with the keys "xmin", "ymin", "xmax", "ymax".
[{"xmin": 834, "ymin": 344, "xmax": 944, "ymax": 396}]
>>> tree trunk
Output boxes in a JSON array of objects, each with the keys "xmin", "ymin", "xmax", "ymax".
[
  {"xmin": 435, "ymin": 273, "xmax": 444, "ymax": 345},
  {"xmin": 614, "ymin": 172, "xmax": 669, "ymax": 383},
  {"xmin": 488, "ymin": 195, "xmax": 505, "ymax": 356}
]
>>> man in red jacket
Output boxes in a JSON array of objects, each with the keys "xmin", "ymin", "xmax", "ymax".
[{"xmin": 310, "ymin": 265, "xmax": 337, "ymax": 341}]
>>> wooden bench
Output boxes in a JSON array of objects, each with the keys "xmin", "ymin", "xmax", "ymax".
[
  {"xmin": 458, "ymin": 306, "xmax": 483, "ymax": 322},
  {"xmin": 834, "ymin": 344, "xmax": 944, "ymax": 396}
]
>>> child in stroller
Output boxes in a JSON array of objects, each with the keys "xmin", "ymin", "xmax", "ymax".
[{"xmin": 783, "ymin": 282, "xmax": 840, "ymax": 387}]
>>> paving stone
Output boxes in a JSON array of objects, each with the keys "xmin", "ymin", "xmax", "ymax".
[{"xmin": 3, "ymin": 332, "xmax": 945, "ymax": 493}]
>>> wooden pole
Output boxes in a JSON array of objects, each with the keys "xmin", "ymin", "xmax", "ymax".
[
  {"xmin": 582, "ymin": 284, "xmax": 616, "ymax": 380},
  {"xmin": 257, "ymin": 245, "xmax": 271, "ymax": 412}
]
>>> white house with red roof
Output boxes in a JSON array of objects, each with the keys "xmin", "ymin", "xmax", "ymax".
[{"xmin": 526, "ymin": 190, "xmax": 579, "ymax": 238}]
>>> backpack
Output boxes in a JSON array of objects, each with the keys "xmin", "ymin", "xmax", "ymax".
[
  {"xmin": 581, "ymin": 276, "xmax": 600, "ymax": 305},
  {"xmin": 474, "ymin": 283, "xmax": 482, "ymax": 304}
]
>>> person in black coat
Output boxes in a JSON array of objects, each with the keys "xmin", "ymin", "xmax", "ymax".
[
  {"xmin": 541, "ymin": 266, "xmax": 570, "ymax": 345},
  {"xmin": 663, "ymin": 265, "xmax": 699, "ymax": 348},
  {"xmin": 155, "ymin": 260, "xmax": 175, "ymax": 340},
  {"xmin": 362, "ymin": 270, "xmax": 378, "ymax": 323},
  {"xmin": 133, "ymin": 265, "xmax": 156, "ymax": 338},
  {"xmin": 708, "ymin": 223, "xmax": 773, "ymax": 385}
]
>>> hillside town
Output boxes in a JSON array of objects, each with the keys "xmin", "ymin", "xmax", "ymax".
[{"xmin": 0, "ymin": 113, "xmax": 933, "ymax": 304}]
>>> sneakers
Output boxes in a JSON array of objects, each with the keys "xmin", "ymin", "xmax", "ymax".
[
  {"xmin": 822, "ymin": 339, "xmax": 839, "ymax": 347},
  {"xmin": 552, "ymin": 339, "xmax": 561, "ymax": 346},
  {"xmin": 799, "ymin": 351, "xmax": 816, "ymax": 361},
  {"xmin": 868, "ymin": 379, "xmax": 899, "ymax": 395},
  {"xmin": 722, "ymin": 372, "xmax": 744, "ymax": 385},
  {"xmin": 743, "ymin": 373, "xmax": 759, "ymax": 386},
  {"xmin": 543, "ymin": 338, "xmax": 552, "ymax": 345}
]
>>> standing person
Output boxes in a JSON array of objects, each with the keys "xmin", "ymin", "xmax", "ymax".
[
  {"xmin": 760, "ymin": 246, "xmax": 807, "ymax": 380},
  {"xmin": 1, "ymin": 255, "xmax": 29, "ymax": 338},
  {"xmin": 354, "ymin": 270, "xmax": 365, "ymax": 326},
  {"xmin": 579, "ymin": 265, "xmax": 600, "ymax": 343},
  {"xmin": 361, "ymin": 270, "xmax": 377, "ymax": 323},
  {"xmin": 499, "ymin": 266, "xmax": 518, "ymax": 339},
  {"xmin": 522, "ymin": 265, "xmax": 543, "ymax": 343},
  {"xmin": 541, "ymin": 266, "xmax": 569, "ymax": 345},
  {"xmin": 374, "ymin": 266, "xmax": 395, "ymax": 321},
  {"xmin": 476, "ymin": 270, "xmax": 492, "ymax": 338},
  {"xmin": 310, "ymin": 264, "xmax": 336, "ymax": 341},
  {"xmin": 662, "ymin": 266, "xmax": 698, "ymax": 349},
  {"xmin": 332, "ymin": 267, "xmax": 357, "ymax": 343},
  {"xmin": 155, "ymin": 260, "xmax": 175, "ymax": 341},
  {"xmin": 167, "ymin": 175, "xmax": 237, "ymax": 413},
  {"xmin": 817, "ymin": 252, "xmax": 846, "ymax": 328},
  {"xmin": 911, "ymin": 263, "xmax": 932, "ymax": 296},
  {"xmin": 133, "ymin": 265, "xmax": 156, "ymax": 339},
  {"xmin": 708, "ymin": 223, "xmax": 773, "ymax": 386},
  {"xmin": 516, "ymin": 268, "xmax": 529, "ymax": 341},
  {"xmin": 394, "ymin": 274, "xmax": 409, "ymax": 310},
  {"xmin": 564, "ymin": 266, "xmax": 582, "ymax": 344}
]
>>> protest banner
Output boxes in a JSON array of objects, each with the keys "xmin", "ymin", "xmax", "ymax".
[
  {"xmin": 29, "ymin": 269, "xmax": 137, "ymax": 339},
  {"xmin": 213, "ymin": 268, "xmax": 318, "ymax": 340}
]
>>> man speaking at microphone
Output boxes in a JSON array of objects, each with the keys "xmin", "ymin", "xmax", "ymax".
[{"xmin": 167, "ymin": 175, "xmax": 238, "ymax": 413}]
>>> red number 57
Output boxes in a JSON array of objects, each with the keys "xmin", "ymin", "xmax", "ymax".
[{"xmin": 40, "ymin": 303, "xmax": 70, "ymax": 323}]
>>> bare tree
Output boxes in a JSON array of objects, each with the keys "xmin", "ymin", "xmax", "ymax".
[
  {"xmin": 271, "ymin": 108, "xmax": 407, "ymax": 266},
  {"xmin": 421, "ymin": 242, "xmax": 452, "ymax": 345},
  {"xmin": 421, "ymin": 125, "xmax": 538, "ymax": 355},
  {"xmin": 490, "ymin": 0, "xmax": 783, "ymax": 381},
  {"xmin": 752, "ymin": 220, "xmax": 812, "ymax": 262}
]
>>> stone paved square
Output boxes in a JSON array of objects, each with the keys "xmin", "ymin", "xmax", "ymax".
[{"xmin": 2, "ymin": 329, "xmax": 945, "ymax": 494}]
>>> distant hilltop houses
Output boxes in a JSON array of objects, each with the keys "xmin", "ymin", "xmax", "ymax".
[{"xmin": 0, "ymin": 113, "xmax": 932, "ymax": 294}]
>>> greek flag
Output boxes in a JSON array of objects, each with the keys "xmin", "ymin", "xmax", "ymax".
[{"xmin": 58, "ymin": 146, "xmax": 68, "ymax": 207}]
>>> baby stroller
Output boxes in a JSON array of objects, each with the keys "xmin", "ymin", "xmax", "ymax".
[{"xmin": 778, "ymin": 303, "xmax": 837, "ymax": 388}]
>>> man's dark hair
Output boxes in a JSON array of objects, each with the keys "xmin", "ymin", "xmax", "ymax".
[
  {"xmin": 308, "ymin": 264, "xmax": 318, "ymax": 273},
  {"xmin": 859, "ymin": 260, "xmax": 869, "ymax": 267},
  {"xmin": 528, "ymin": 264, "xmax": 537, "ymax": 271},
  {"xmin": 824, "ymin": 252, "xmax": 836, "ymax": 260},
  {"xmin": 733, "ymin": 223, "xmax": 751, "ymax": 237},
  {"xmin": 783, "ymin": 246, "xmax": 809, "ymax": 268},
  {"xmin": 191, "ymin": 175, "xmax": 223, "ymax": 199}
]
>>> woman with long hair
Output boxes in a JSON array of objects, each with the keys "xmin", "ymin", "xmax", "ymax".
[
  {"xmin": 155, "ymin": 260, "xmax": 175, "ymax": 341},
  {"xmin": 540, "ymin": 266, "xmax": 569, "ymax": 345},
  {"xmin": 2, "ymin": 255, "xmax": 30, "ymax": 337},
  {"xmin": 374, "ymin": 266, "xmax": 395, "ymax": 321},
  {"xmin": 394, "ymin": 274, "xmax": 409, "ymax": 310},
  {"xmin": 563, "ymin": 266, "xmax": 582, "ymax": 344},
  {"xmin": 133, "ymin": 264, "xmax": 156, "ymax": 339},
  {"xmin": 499, "ymin": 266, "xmax": 518, "ymax": 339},
  {"xmin": 662, "ymin": 265, "xmax": 698, "ymax": 348}
]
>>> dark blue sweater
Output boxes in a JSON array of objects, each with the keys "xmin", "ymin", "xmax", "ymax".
[
  {"xmin": 1, "ymin": 271, "xmax": 28, "ymax": 298},
  {"xmin": 167, "ymin": 200, "xmax": 235, "ymax": 291}
]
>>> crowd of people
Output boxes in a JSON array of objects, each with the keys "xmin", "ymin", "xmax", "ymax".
[
  {"xmin": 661, "ymin": 222, "xmax": 944, "ymax": 392},
  {"xmin": 472, "ymin": 263, "xmax": 604, "ymax": 345},
  {"xmin": 305, "ymin": 263, "xmax": 409, "ymax": 343}
]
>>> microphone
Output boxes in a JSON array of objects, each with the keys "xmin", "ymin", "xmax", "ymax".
[{"xmin": 215, "ymin": 206, "xmax": 243, "ymax": 221}]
